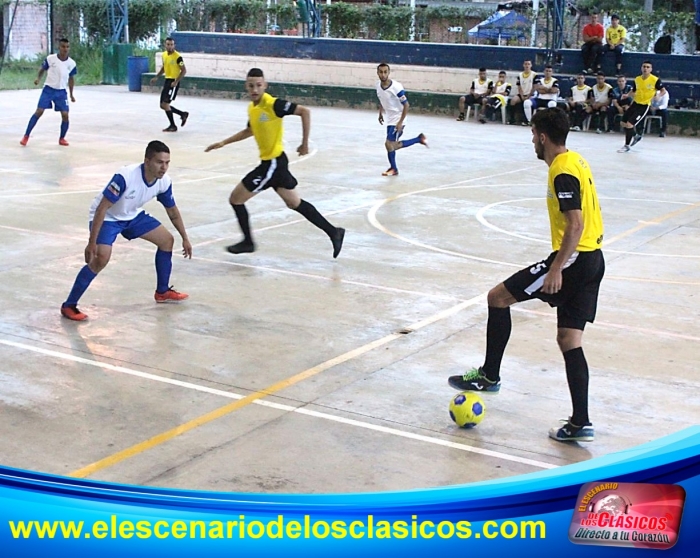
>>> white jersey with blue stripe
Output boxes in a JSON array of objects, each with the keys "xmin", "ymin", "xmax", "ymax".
[
  {"xmin": 42, "ymin": 54, "xmax": 77, "ymax": 91},
  {"xmin": 376, "ymin": 79, "xmax": 408, "ymax": 126},
  {"xmin": 89, "ymin": 163, "xmax": 175, "ymax": 222}
]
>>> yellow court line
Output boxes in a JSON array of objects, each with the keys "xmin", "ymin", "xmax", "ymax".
[
  {"xmin": 69, "ymin": 294, "xmax": 484, "ymax": 479},
  {"xmin": 604, "ymin": 201, "xmax": 700, "ymax": 246}
]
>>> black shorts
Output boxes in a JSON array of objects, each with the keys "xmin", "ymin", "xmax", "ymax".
[
  {"xmin": 622, "ymin": 102, "xmax": 649, "ymax": 127},
  {"xmin": 503, "ymin": 250, "xmax": 605, "ymax": 330},
  {"xmin": 242, "ymin": 152, "xmax": 298, "ymax": 193},
  {"xmin": 160, "ymin": 79, "xmax": 179, "ymax": 104}
]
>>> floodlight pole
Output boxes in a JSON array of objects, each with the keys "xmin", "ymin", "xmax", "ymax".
[
  {"xmin": 108, "ymin": 0, "xmax": 129, "ymax": 43},
  {"xmin": 410, "ymin": 0, "xmax": 415, "ymax": 41},
  {"xmin": 545, "ymin": 0, "xmax": 565, "ymax": 65}
]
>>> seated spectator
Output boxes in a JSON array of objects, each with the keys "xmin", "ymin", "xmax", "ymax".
[
  {"xmin": 457, "ymin": 67, "xmax": 493, "ymax": 121},
  {"xmin": 524, "ymin": 65, "xmax": 559, "ymax": 123},
  {"xmin": 586, "ymin": 72, "xmax": 612, "ymax": 133},
  {"xmin": 482, "ymin": 71, "xmax": 512, "ymax": 123},
  {"xmin": 605, "ymin": 15, "xmax": 626, "ymax": 75},
  {"xmin": 607, "ymin": 75, "xmax": 633, "ymax": 132},
  {"xmin": 650, "ymin": 89, "xmax": 670, "ymax": 137},
  {"xmin": 581, "ymin": 13, "xmax": 605, "ymax": 74},
  {"xmin": 568, "ymin": 74, "xmax": 592, "ymax": 131},
  {"xmin": 509, "ymin": 60, "xmax": 536, "ymax": 125}
]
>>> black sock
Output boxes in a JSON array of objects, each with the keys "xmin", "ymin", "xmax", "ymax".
[
  {"xmin": 294, "ymin": 199, "xmax": 336, "ymax": 238},
  {"xmin": 563, "ymin": 347, "xmax": 590, "ymax": 426},
  {"xmin": 481, "ymin": 306, "xmax": 511, "ymax": 382},
  {"xmin": 166, "ymin": 110, "xmax": 175, "ymax": 126},
  {"xmin": 625, "ymin": 127, "xmax": 634, "ymax": 145},
  {"xmin": 170, "ymin": 106, "xmax": 184, "ymax": 116},
  {"xmin": 231, "ymin": 203, "xmax": 253, "ymax": 244}
]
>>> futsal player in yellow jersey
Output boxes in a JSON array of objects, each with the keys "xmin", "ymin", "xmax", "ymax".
[
  {"xmin": 618, "ymin": 61, "xmax": 666, "ymax": 152},
  {"xmin": 150, "ymin": 37, "xmax": 189, "ymax": 132},
  {"xmin": 205, "ymin": 68, "xmax": 345, "ymax": 257},
  {"xmin": 449, "ymin": 108, "xmax": 605, "ymax": 443}
]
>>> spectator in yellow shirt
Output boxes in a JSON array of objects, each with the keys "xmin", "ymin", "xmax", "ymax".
[{"xmin": 605, "ymin": 15, "xmax": 626, "ymax": 75}]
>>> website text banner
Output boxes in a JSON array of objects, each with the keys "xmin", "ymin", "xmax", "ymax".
[{"xmin": 2, "ymin": 427, "xmax": 699, "ymax": 557}]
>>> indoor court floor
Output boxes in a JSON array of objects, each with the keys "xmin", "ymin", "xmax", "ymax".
[{"xmin": 0, "ymin": 86, "xmax": 698, "ymax": 493}]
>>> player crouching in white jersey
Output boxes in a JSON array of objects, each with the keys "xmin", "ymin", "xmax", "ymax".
[{"xmin": 60, "ymin": 141, "xmax": 192, "ymax": 321}]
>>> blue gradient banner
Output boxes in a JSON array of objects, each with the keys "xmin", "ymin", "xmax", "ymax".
[{"xmin": 2, "ymin": 427, "xmax": 699, "ymax": 557}]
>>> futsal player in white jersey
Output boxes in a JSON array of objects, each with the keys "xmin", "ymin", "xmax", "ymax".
[
  {"xmin": 524, "ymin": 65, "xmax": 560, "ymax": 123},
  {"xmin": 20, "ymin": 38, "xmax": 77, "ymax": 147},
  {"xmin": 509, "ymin": 60, "xmax": 535, "ymax": 125},
  {"xmin": 60, "ymin": 141, "xmax": 192, "ymax": 321},
  {"xmin": 376, "ymin": 63, "xmax": 428, "ymax": 177}
]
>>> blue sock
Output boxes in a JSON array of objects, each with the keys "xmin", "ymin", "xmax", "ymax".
[
  {"xmin": 388, "ymin": 151, "xmax": 397, "ymax": 170},
  {"xmin": 155, "ymin": 249, "xmax": 172, "ymax": 294},
  {"xmin": 25, "ymin": 114, "xmax": 40, "ymax": 136},
  {"xmin": 401, "ymin": 135, "xmax": 422, "ymax": 148},
  {"xmin": 63, "ymin": 265, "xmax": 97, "ymax": 306},
  {"xmin": 60, "ymin": 120, "xmax": 69, "ymax": 139}
]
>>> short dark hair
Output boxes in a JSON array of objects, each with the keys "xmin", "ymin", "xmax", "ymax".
[
  {"xmin": 498, "ymin": 71, "xmax": 506, "ymax": 75},
  {"xmin": 596, "ymin": 71, "xmax": 605, "ymax": 77},
  {"xmin": 165, "ymin": 37, "xmax": 174, "ymax": 42},
  {"xmin": 247, "ymin": 68, "xmax": 264, "ymax": 78},
  {"xmin": 59, "ymin": 38, "xmax": 69, "ymax": 44},
  {"xmin": 611, "ymin": 14, "xmax": 620, "ymax": 20},
  {"xmin": 617, "ymin": 75, "xmax": 626, "ymax": 79},
  {"xmin": 642, "ymin": 60, "xmax": 653, "ymax": 66},
  {"xmin": 377, "ymin": 62, "xmax": 390, "ymax": 71},
  {"xmin": 145, "ymin": 140, "xmax": 170, "ymax": 159},
  {"xmin": 478, "ymin": 67, "xmax": 487, "ymax": 72},
  {"xmin": 544, "ymin": 64, "xmax": 553, "ymax": 70},
  {"xmin": 531, "ymin": 108, "xmax": 569, "ymax": 146}
]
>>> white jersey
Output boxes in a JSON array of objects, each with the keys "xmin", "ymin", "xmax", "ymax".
[
  {"xmin": 376, "ymin": 79, "xmax": 408, "ymax": 126},
  {"xmin": 591, "ymin": 83, "xmax": 612, "ymax": 104},
  {"xmin": 516, "ymin": 71, "xmax": 535, "ymax": 96},
  {"xmin": 534, "ymin": 76, "xmax": 559, "ymax": 100},
  {"xmin": 42, "ymin": 54, "xmax": 77, "ymax": 91},
  {"xmin": 652, "ymin": 90, "xmax": 669, "ymax": 110},
  {"xmin": 492, "ymin": 81, "xmax": 512, "ymax": 97},
  {"xmin": 571, "ymin": 85, "xmax": 592, "ymax": 103},
  {"xmin": 89, "ymin": 163, "xmax": 175, "ymax": 222},
  {"xmin": 471, "ymin": 79, "xmax": 493, "ymax": 96}
]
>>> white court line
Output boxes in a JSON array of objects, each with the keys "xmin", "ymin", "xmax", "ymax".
[
  {"xmin": 0, "ymin": 336, "xmax": 554, "ymax": 470},
  {"xmin": 193, "ymin": 199, "xmax": 374, "ymax": 248},
  {"xmin": 0, "ymin": 223, "xmax": 463, "ymax": 301},
  {"xmin": 368, "ymin": 168, "xmax": 541, "ymax": 268},
  {"xmin": 476, "ymin": 197, "xmax": 700, "ymax": 258}
]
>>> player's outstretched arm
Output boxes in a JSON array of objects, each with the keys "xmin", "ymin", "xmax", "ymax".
[
  {"xmin": 165, "ymin": 205, "xmax": 192, "ymax": 258},
  {"xmin": 204, "ymin": 127, "xmax": 253, "ymax": 151},
  {"xmin": 68, "ymin": 76, "xmax": 76, "ymax": 102},
  {"xmin": 293, "ymin": 105, "xmax": 310, "ymax": 156},
  {"xmin": 34, "ymin": 66, "xmax": 45, "ymax": 86},
  {"xmin": 174, "ymin": 63, "xmax": 187, "ymax": 87},
  {"xmin": 150, "ymin": 65, "xmax": 164, "ymax": 86}
]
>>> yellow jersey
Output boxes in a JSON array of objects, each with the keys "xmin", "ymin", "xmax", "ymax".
[
  {"xmin": 248, "ymin": 92, "xmax": 298, "ymax": 161},
  {"xmin": 605, "ymin": 25, "xmax": 626, "ymax": 46},
  {"xmin": 162, "ymin": 50, "xmax": 184, "ymax": 80},
  {"xmin": 633, "ymin": 74, "xmax": 664, "ymax": 106},
  {"xmin": 547, "ymin": 151, "xmax": 603, "ymax": 252}
]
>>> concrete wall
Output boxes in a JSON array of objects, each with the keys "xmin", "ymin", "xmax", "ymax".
[
  {"xmin": 160, "ymin": 53, "xmax": 481, "ymax": 95},
  {"xmin": 171, "ymin": 31, "xmax": 700, "ymax": 83},
  {"xmin": 3, "ymin": 0, "xmax": 47, "ymax": 60}
]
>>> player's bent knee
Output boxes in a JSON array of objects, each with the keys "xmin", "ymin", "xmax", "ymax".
[{"xmin": 486, "ymin": 284, "xmax": 512, "ymax": 308}]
